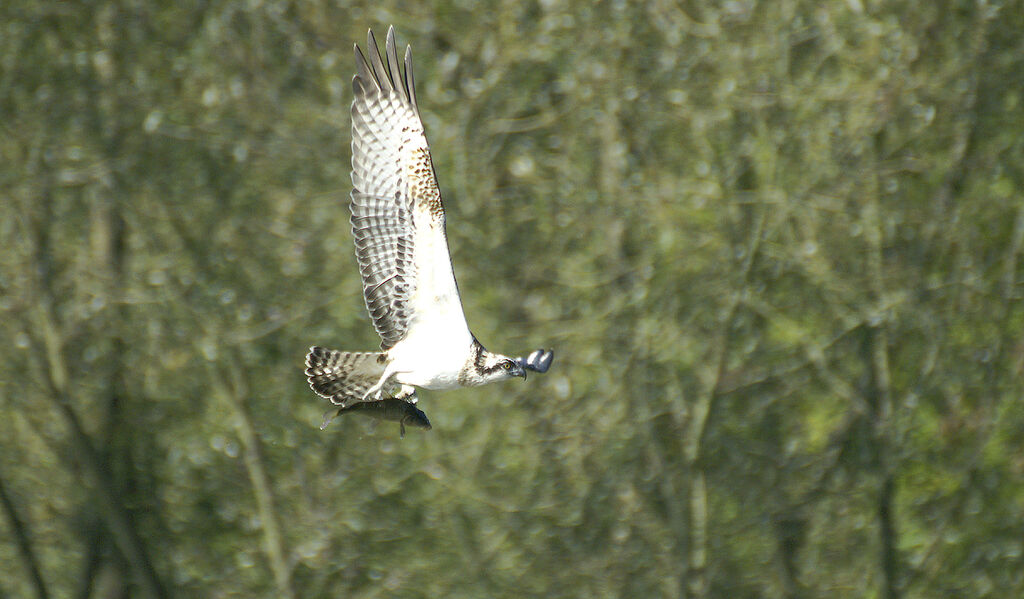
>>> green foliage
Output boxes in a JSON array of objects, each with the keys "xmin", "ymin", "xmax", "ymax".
[{"xmin": 1, "ymin": 0, "xmax": 1022, "ymax": 597}]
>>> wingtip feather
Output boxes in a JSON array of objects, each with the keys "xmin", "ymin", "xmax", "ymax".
[
  {"xmin": 365, "ymin": 28, "xmax": 392, "ymax": 93},
  {"xmin": 385, "ymin": 27, "xmax": 407, "ymax": 103},
  {"xmin": 353, "ymin": 44, "xmax": 375, "ymax": 92},
  {"xmin": 404, "ymin": 45, "xmax": 418, "ymax": 109},
  {"xmin": 355, "ymin": 27, "xmax": 420, "ymax": 109}
]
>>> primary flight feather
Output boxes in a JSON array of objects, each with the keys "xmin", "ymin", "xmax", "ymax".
[{"xmin": 305, "ymin": 26, "xmax": 552, "ymax": 425}]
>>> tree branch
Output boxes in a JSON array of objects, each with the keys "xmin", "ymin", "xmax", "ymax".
[
  {"xmin": 210, "ymin": 365, "xmax": 296, "ymax": 599},
  {"xmin": 682, "ymin": 205, "xmax": 767, "ymax": 599},
  {"xmin": 866, "ymin": 119, "xmax": 898, "ymax": 599},
  {"xmin": 23, "ymin": 178, "xmax": 168, "ymax": 599},
  {"xmin": 0, "ymin": 472, "xmax": 50, "ymax": 599}
]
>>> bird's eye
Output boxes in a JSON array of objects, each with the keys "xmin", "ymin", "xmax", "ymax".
[{"xmin": 502, "ymin": 361, "xmax": 513, "ymax": 370}]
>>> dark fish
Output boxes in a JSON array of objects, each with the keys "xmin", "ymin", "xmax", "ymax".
[
  {"xmin": 515, "ymin": 349, "xmax": 553, "ymax": 374},
  {"xmin": 321, "ymin": 398, "xmax": 432, "ymax": 438}
]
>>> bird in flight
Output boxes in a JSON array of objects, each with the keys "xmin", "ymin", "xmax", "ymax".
[{"xmin": 305, "ymin": 26, "xmax": 552, "ymax": 431}]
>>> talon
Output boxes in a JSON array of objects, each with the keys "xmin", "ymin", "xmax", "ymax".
[
  {"xmin": 362, "ymin": 372, "xmax": 393, "ymax": 402},
  {"xmin": 394, "ymin": 385, "xmax": 417, "ymax": 402},
  {"xmin": 361, "ymin": 386, "xmax": 384, "ymax": 402}
]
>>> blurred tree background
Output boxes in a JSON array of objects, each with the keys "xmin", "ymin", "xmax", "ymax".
[{"xmin": 1, "ymin": 0, "xmax": 1023, "ymax": 597}]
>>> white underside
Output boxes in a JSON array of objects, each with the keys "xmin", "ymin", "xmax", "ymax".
[
  {"xmin": 388, "ymin": 316, "xmax": 472, "ymax": 390},
  {"xmin": 379, "ymin": 212, "xmax": 473, "ymax": 392}
]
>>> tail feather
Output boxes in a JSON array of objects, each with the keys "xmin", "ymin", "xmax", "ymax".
[{"xmin": 305, "ymin": 347, "xmax": 386, "ymax": 406}]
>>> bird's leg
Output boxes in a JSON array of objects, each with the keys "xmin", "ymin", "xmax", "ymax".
[
  {"xmin": 394, "ymin": 385, "xmax": 417, "ymax": 403},
  {"xmin": 362, "ymin": 368, "xmax": 394, "ymax": 401},
  {"xmin": 361, "ymin": 380, "xmax": 386, "ymax": 401}
]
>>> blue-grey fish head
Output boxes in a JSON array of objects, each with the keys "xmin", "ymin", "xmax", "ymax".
[{"xmin": 515, "ymin": 349, "xmax": 553, "ymax": 374}]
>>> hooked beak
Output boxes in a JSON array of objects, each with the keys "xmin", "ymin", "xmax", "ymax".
[{"xmin": 509, "ymin": 359, "xmax": 528, "ymax": 380}]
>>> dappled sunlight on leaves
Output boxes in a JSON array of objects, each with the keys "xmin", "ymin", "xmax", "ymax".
[{"xmin": 1, "ymin": 1, "xmax": 1023, "ymax": 598}]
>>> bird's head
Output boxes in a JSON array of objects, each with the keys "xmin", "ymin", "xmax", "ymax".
[{"xmin": 480, "ymin": 351, "xmax": 528, "ymax": 382}]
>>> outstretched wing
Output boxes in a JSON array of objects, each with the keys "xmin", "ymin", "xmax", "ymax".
[{"xmin": 350, "ymin": 26, "xmax": 468, "ymax": 350}]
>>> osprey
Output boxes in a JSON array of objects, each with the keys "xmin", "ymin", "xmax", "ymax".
[{"xmin": 305, "ymin": 26, "xmax": 552, "ymax": 420}]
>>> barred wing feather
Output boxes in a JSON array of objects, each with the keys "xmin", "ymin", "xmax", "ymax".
[{"xmin": 350, "ymin": 27, "xmax": 466, "ymax": 350}]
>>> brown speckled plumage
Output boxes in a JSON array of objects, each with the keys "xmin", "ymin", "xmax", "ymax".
[
  {"xmin": 305, "ymin": 27, "xmax": 542, "ymax": 422},
  {"xmin": 350, "ymin": 26, "xmax": 445, "ymax": 351}
]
